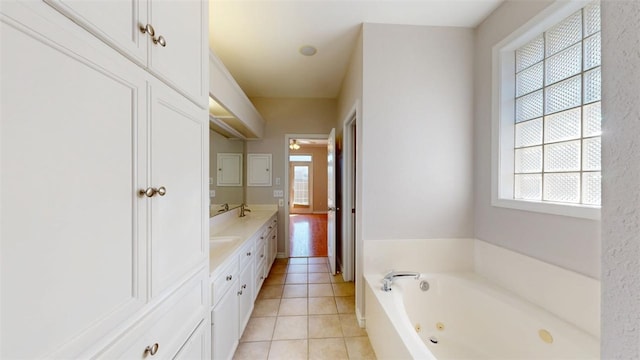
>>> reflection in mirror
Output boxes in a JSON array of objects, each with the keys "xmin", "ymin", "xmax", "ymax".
[{"xmin": 210, "ymin": 129, "xmax": 245, "ymax": 217}]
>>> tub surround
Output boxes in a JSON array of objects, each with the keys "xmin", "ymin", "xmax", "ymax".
[
  {"xmin": 363, "ymin": 238, "xmax": 600, "ymax": 343},
  {"xmin": 363, "ymin": 238, "xmax": 475, "ymax": 276},
  {"xmin": 475, "ymin": 240, "xmax": 600, "ymax": 339}
]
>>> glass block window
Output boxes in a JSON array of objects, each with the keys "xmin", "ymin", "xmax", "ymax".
[{"xmin": 513, "ymin": 2, "xmax": 601, "ymax": 206}]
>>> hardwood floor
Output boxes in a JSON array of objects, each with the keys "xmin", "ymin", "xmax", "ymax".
[{"xmin": 289, "ymin": 214, "xmax": 327, "ymax": 257}]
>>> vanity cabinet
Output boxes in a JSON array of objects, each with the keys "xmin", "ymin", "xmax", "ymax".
[
  {"xmin": 1, "ymin": 2, "xmax": 209, "ymax": 359},
  {"xmin": 42, "ymin": 0, "xmax": 208, "ymax": 107},
  {"xmin": 268, "ymin": 217, "xmax": 279, "ymax": 266},
  {"xmin": 209, "ymin": 212, "xmax": 278, "ymax": 359}
]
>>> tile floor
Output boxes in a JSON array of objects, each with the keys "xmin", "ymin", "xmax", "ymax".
[{"xmin": 233, "ymin": 257, "xmax": 376, "ymax": 360}]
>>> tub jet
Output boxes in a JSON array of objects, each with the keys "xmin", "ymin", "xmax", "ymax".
[{"xmin": 420, "ymin": 280, "xmax": 430, "ymax": 291}]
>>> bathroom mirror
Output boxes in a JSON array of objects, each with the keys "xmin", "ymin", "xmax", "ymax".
[{"xmin": 210, "ymin": 129, "xmax": 245, "ymax": 217}]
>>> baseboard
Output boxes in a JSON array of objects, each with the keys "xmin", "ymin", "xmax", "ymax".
[
  {"xmin": 276, "ymin": 252, "xmax": 287, "ymax": 258},
  {"xmin": 356, "ymin": 307, "xmax": 365, "ymax": 328}
]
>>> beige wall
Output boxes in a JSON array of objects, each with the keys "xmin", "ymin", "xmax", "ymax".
[
  {"xmin": 290, "ymin": 145, "xmax": 328, "ymax": 213},
  {"xmin": 209, "ymin": 129, "xmax": 244, "ymax": 209},
  {"xmin": 361, "ymin": 23, "xmax": 475, "ymax": 241},
  {"xmin": 473, "ymin": 1, "xmax": 600, "ymax": 279},
  {"xmin": 246, "ymin": 97, "xmax": 336, "ymax": 253}
]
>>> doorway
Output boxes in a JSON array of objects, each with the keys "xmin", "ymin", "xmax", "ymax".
[
  {"xmin": 284, "ymin": 135, "xmax": 329, "ymax": 258},
  {"xmin": 342, "ymin": 111, "xmax": 357, "ymax": 282},
  {"xmin": 289, "ymin": 156, "xmax": 313, "ymax": 214}
]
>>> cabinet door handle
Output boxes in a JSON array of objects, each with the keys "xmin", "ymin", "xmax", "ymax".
[
  {"xmin": 139, "ymin": 187, "xmax": 157, "ymax": 197},
  {"xmin": 261, "ymin": 254, "xmax": 264, "ymax": 258},
  {"xmin": 226, "ymin": 275, "xmax": 232, "ymax": 281},
  {"xmin": 153, "ymin": 35, "xmax": 167, "ymax": 47},
  {"xmin": 140, "ymin": 24, "xmax": 155, "ymax": 37},
  {"xmin": 156, "ymin": 186, "xmax": 166, "ymax": 196},
  {"xmin": 242, "ymin": 284, "xmax": 247, "ymax": 289},
  {"xmin": 247, "ymin": 252, "xmax": 251, "ymax": 256},
  {"xmin": 237, "ymin": 290, "xmax": 243, "ymax": 296},
  {"xmin": 145, "ymin": 343, "xmax": 159, "ymax": 356}
]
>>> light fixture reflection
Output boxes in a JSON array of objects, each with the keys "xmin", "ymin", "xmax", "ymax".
[{"xmin": 289, "ymin": 139, "xmax": 300, "ymax": 150}]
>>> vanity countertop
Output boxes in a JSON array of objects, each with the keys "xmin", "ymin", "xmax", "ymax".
[{"xmin": 209, "ymin": 209, "xmax": 277, "ymax": 277}]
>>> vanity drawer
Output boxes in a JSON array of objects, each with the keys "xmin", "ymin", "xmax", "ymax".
[
  {"xmin": 255, "ymin": 237, "xmax": 266, "ymax": 263},
  {"xmin": 255, "ymin": 259, "xmax": 266, "ymax": 297},
  {"xmin": 101, "ymin": 273, "xmax": 206, "ymax": 359},
  {"xmin": 238, "ymin": 238, "xmax": 254, "ymax": 270},
  {"xmin": 211, "ymin": 258, "xmax": 238, "ymax": 306}
]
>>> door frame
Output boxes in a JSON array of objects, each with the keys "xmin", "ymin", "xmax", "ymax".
[
  {"xmin": 342, "ymin": 112, "xmax": 357, "ymax": 282},
  {"xmin": 283, "ymin": 133, "xmax": 331, "ymax": 258}
]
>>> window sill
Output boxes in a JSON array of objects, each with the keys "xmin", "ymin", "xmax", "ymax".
[{"xmin": 492, "ymin": 198, "xmax": 600, "ymax": 220}]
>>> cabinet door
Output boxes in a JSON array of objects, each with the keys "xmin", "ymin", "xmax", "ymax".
[
  {"xmin": 217, "ymin": 153, "xmax": 243, "ymax": 186},
  {"xmin": 173, "ymin": 320, "xmax": 209, "ymax": 360},
  {"xmin": 148, "ymin": 0, "xmax": 208, "ymax": 106},
  {"xmin": 43, "ymin": 0, "xmax": 148, "ymax": 64},
  {"xmin": 212, "ymin": 289, "xmax": 239, "ymax": 360},
  {"xmin": 247, "ymin": 154, "xmax": 273, "ymax": 186},
  {"xmin": 149, "ymin": 82, "xmax": 208, "ymax": 297},
  {"xmin": 1, "ymin": 14, "xmax": 147, "ymax": 359},
  {"xmin": 237, "ymin": 264, "xmax": 254, "ymax": 336},
  {"xmin": 270, "ymin": 227, "xmax": 278, "ymax": 265}
]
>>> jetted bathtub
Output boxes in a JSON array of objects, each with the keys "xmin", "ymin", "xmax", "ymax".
[{"xmin": 365, "ymin": 273, "xmax": 599, "ymax": 359}]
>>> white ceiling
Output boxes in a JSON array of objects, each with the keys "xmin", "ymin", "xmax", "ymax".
[{"xmin": 209, "ymin": 0, "xmax": 503, "ymax": 99}]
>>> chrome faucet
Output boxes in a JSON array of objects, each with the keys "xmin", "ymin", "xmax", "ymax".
[
  {"xmin": 218, "ymin": 203, "xmax": 229, "ymax": 213},
  {"xmin": 239, "ymin": 203, "xmax": 251, "ymax": 217},
  {"xmin": 381, "ymin": 270, "xmax": 420, "ymax": 292}
]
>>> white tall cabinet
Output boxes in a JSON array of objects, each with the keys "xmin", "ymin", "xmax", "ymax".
[{"xmin": 0, "ymin": 1, "xmax": 209, "ymax": 358}]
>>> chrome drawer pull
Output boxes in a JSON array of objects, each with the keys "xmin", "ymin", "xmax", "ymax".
[
  {"xmin": 226, "ymin": 275, "xmax": 232, "ymax": 281},
  {"xmin": 247, "ymin": 252, "xmax": 251, "ymax": 256}
]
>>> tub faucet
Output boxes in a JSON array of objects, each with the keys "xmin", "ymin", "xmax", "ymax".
[{"xmin": 382, "ymin": 271, "xmax": 420, "ymax": 292}]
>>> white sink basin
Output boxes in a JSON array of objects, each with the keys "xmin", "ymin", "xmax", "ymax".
[
  {"xmin": 209, "ymin": 236, "xmax": 241, "ymax": 256},
  {"xmin": 210, "ymin": 235, "xmax": 241, "ymax": 243}
]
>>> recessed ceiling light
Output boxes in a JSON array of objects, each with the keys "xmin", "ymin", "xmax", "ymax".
[{"xmin": 299, "ymin": 45, "xmax": 317, "ymax": 56}]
